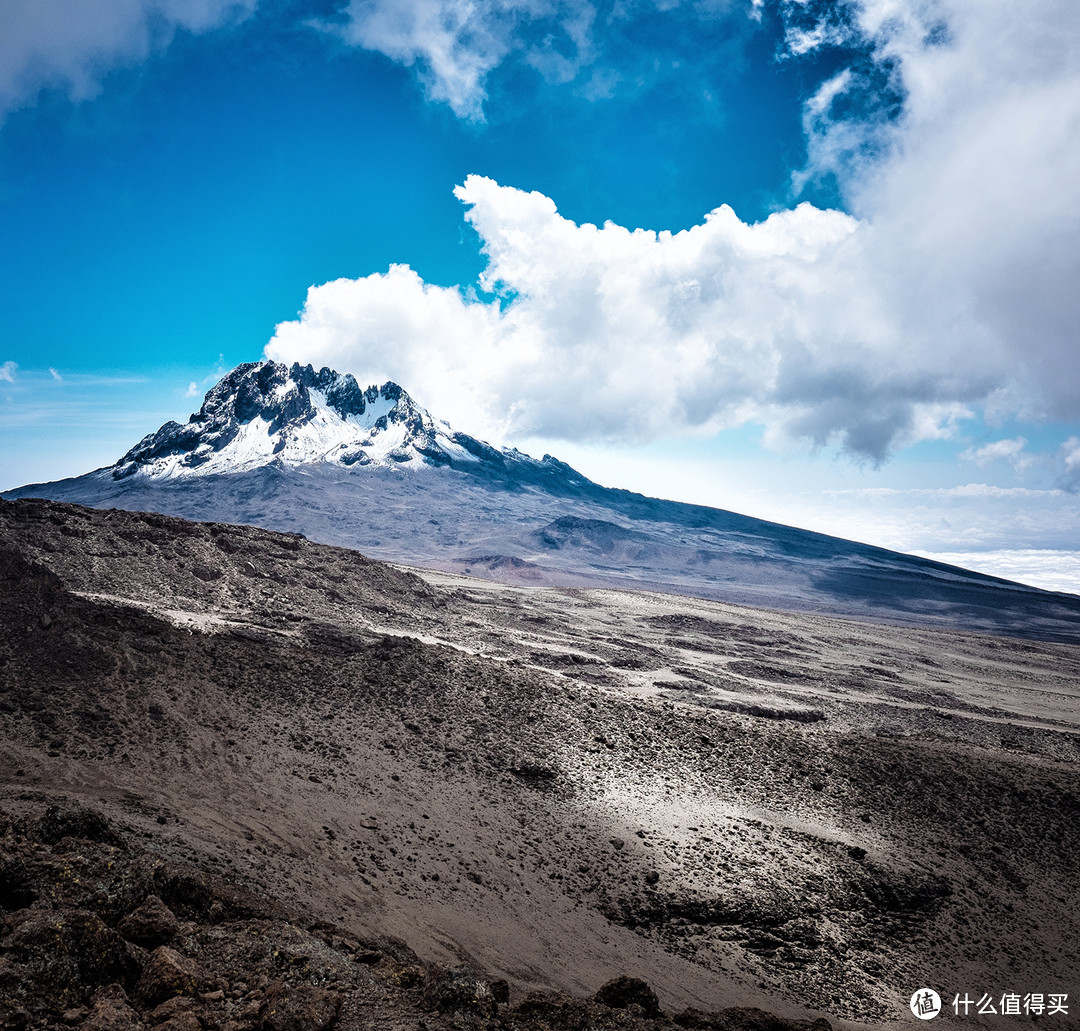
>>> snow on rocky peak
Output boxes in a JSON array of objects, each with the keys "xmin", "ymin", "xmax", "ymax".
[{"xmin": 110, "ymin": 360, "xmax": 496, "ymax": 480}]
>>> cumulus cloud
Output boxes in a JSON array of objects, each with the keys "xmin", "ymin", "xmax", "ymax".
[
  {"xmin": 271, "ymin": 0, "xmax": 1080, "ymax": 463},
  {"xmin": 269, "ymin": 262, "xmax": 505, "ymax": 422},
  {"xmin": 269, "ymin": 174, "xmax": 981, "ymax": 459},
  {"xmin": 316, "ymin": 0, "xmax": 597, "ymax": 120},
  {"xmin": 0, "ymin": 362, "xmax": 16, "ymax": 383},
  {"xmin": 788, "ymin": 0, "xmax": 1080, "ymax": 422},
  {"xmin": 0, "ymin": 0, "xmax": 257, "ymax": 118}
]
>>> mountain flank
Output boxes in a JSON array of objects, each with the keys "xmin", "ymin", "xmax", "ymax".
[
  {"xmin": 0, "ymin": 798, "xmax": 832, "ymax": 1031},
  {"xmin": 2, "ymin": 497, "xmax": 1079, "ymax": 1029},
  {"xmin": 6, "ymin": 360, "xmax": 1080, "ymax": 642}
]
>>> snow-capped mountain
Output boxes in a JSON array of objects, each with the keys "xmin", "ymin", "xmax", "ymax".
[
  {"xmin": 7, "ymin": 360, "xmax": 1080, "ymax": 641},
  {"xmin": 111, "ymin": 360, "xmax": 577, "ymax": 485}
]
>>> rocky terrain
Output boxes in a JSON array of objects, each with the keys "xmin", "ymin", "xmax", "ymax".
[
  {"xmin": 1, "ymin": 498, "xmax": 1079, "ymax": 1028},
  {"xmin": 0, "ymin": 799, "xmax": 830, "ymax": 1031}
]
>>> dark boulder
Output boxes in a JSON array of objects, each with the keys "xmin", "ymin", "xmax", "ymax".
[
  {"xmin": 118, "ymin": 895, "xmax": 179, "ymax": 947},
  {"xmin": 136, "ymin": 947, "xmax": 201, "ymax": 1007},
  {"xmin": 3, "ymin": 909, "xmax": 137, "ymax": 1011},
  {"xmin": 82, "ymin": 986, "xmax": 144, "ymax": 1031},
  {"xmin": 595, "ymin": 976, "xmax": 663, "ymax": 1018},
  {"xmin": 257, "ymin": 981, "xmax": 341, "ymax": 1031},
  {"xmin": 423, "ymin": 967, "xmax": 498, "ymax": 1021}
]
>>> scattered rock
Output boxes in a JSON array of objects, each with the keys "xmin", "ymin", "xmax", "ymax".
[
  {"xmin": 32, "ymin": 805, "xmax": 122, "ymax": 848},
  {"xmin": 257, "ymin": 982, "xmax": 341, "ymax": 1031},
  {"xmin": 137, "ymin": 948, "xmax": 201, "ymax": 1007},
  {"xmin": 4, "ymin": 909, "xmax": 136, "ymax": 1009},
  {"xmin": 147, "ymin": 996, "xmax": 196, "ymax": 1024},
  {"xmin": 673, "ymin": 1007, "xmax": 832, "ymax": 1030},
  {"xmin": 156, "ymin": 1014, "xmax": 202, "ymax": 1031},
  {"xmin": 512, "ymin": 990, "xmax": 600, "ymax": 1029},
  {"xmin": 423, "ymin": 968, "xmax": 498, "ymax": 1020},
  {"xmin": 119, "ymin": 896, "xmax": 180, "ymax": 947},
  {"xmin": 0, "ymin": 1007, "xmax": 30, "ymax": 1031},
  {"xmin": 82, "ymin": 988, "xmax": 144, "ymax": 1031}
]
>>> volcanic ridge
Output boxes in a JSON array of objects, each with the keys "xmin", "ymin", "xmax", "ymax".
[{"xmin": 6, "ymin": 360, "xmax": 1080, "ymax": 642}]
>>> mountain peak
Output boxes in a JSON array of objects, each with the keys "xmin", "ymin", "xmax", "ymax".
[
  {"xmin": 107, "ymin": 360, "xmax": 589, "ymax": 491},
  {"xmin": 111, "ymin": 360, "xmax": 450, "ymax": 480}
]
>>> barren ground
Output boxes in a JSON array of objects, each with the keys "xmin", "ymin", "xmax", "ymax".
[{"xmin": 2, "ymin": 498, "xmax": 1078, "ymax": 1029}]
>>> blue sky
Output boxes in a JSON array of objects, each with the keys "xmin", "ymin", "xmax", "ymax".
[{"xmin": 2, "ymin": 0, "xmax": 1080, "ymax": 592}]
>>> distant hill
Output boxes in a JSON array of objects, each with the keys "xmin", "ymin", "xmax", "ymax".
[{"xmin": 6, "ymin": 359, "xmax": 1080, "ymax": 641}]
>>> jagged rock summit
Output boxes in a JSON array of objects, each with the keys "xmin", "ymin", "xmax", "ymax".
[{"xmin": 111, "ymin": 360, "xmax": 576, "ymax": 484}]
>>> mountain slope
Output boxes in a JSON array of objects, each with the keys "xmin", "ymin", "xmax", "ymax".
[
  {"xmin": 0, "ymin": 797, "xmax": 835, "ymax": 1031},
  {"xmin": 3, "ymin": 498, "xmax": 1079, "ymax": 1028},
  {"xmin": 6, "ymin": 360, "xmax": 1080, "ymax": 641}
]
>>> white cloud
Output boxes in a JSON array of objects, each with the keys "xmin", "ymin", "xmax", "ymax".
[
  {"xmin": 827, "ymin": 484, "xmax": 1061, "ymax": 501},
  {"xmin": 912, "ymin": 550, "xmax": 1080, "ymax": 596},
  {"xmin": 268, "ymin": 263, "xmax": 505, "ymax": 426},
  {"xmin": 268, "ymin": 174, "xmax": 986, "ymax": 460},
  {"xmin": 790, "ymin": 0, "xmax": 1080, "ymax": 424},
  {"xmin": 317, "ymin": 0, "xmax": 770, "ymax": 119},
  {"xmin": 783, "ymin": 482, "xmax": 1080, "ymax": 554},
  {"xmin": 316, "ymin": 0, "xmax": 595, "ymax": 120},
  {"xmin": 0, "ymin": 362, "xmax": 16, "ymax": 383},
  {"xmin": 184, "ymin": 381, "xmax": 199, "ymax": 397},
  {"xmin": 272, "ymin": 0, "xmax": 1080, "ymax": 465},
  {"xmin": 0, "ymin": 0, "xmax": 257, "ymax": 118},
  {"xmin": 49, "ymin": 367, "xmax": 63, "ymax": 382},
  {"xmin": 960, "ymin": 437, "xmax": 1032, "ymax": 471},
  {"xmin": 1059, "ymin": 436, "xmax": 1080, "ymax": 490}
]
